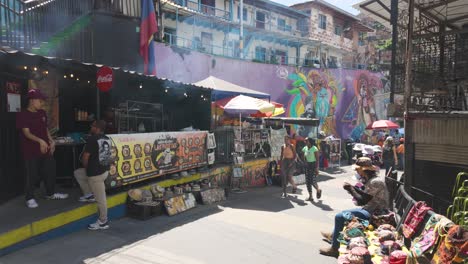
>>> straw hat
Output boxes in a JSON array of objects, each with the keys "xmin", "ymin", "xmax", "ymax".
[{"xmin": 352, "ymin": 157, "xmax": 377, "ymax": 171}]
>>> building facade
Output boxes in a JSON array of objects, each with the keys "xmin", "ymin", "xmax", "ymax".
[
  {"xmin": 160, "ymin": 0, "xmax": 320, "ymax": 67},
  {"xmin": 290, "ymin": 0, "xmax": 373, "ymax": 69}
]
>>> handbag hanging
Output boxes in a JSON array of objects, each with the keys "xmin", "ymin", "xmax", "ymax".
[{"xmin": 402, "ymin": 201, "xmax": 432, "ymax": 239}]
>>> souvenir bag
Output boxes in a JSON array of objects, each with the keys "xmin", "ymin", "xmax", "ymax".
[
  {"xmin": 410, "ymin": 214, "xmax": 442, "ymax": 257},
  {"xmin": 432, "ymin": 225, "xmax": 468, "ymax": 264},
  {"xmin": 371, "ymin": 208, "xmax": 397, "ymax": 228},
  {"xmin": 389, "ymin": 250, "xmax": 407, "ymax": 264},
  {"xmin": 402, "ymin": 201, "xmax": 432, "ymax": 239}
]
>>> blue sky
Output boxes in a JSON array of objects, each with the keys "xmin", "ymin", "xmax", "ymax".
[{"xmin": 273, "ymin": 0, "xmax": 361, "ymax": 15}]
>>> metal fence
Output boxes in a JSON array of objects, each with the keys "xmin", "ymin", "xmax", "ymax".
[
  {"xmin": 0, "ymin": 0, "xmax": 142, "ymax": 51},
  {"xmin": 163, "ymin": 32, "xmax": 324, "ymax": 68},
  {"xmin": 0, "ymin": 0, "xmax": 95, "ymax": 50},
  {"xmin": 167, "ymin": 0, "xmax": 230, "ymax": 20}
]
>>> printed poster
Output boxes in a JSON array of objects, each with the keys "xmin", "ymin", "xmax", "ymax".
[
  {"xmin": 270, "ymin": 128, "xmax": 286, "ymax": 160},
  {"xmin": 164, "ymin": 193, "xmax": 197, "ymax": 216},
  {"xmin": 6, "ymin": 81, "xmax": 21, "ymax": 112},
  {"xmin": 105, "ymin": 131, "xmax": 208, "ymax": 189}
]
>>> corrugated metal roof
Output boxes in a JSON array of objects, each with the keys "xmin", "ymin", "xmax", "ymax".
[
  {"xmin": 409, "ymin": 118, "xmax": 468, "ymax": 146},
  {"xmin": 354, "ymin": 0, "xmax": 468, "ymax": 30},
  {"xmin": 415, "ymin": 144, "xmax": 468, "ymax": 166}
]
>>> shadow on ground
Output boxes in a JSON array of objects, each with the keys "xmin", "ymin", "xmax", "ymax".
[{"xmin": 0, "ymin": 204, "xmax": 224, "ymax": 264}]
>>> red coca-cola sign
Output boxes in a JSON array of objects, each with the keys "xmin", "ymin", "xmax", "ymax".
[{"xmin": 96, "ymin": 66, "xmax": 113, "ymax": 92}]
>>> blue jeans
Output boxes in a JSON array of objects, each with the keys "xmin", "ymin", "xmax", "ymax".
[{"xmin": 331, "ymin": 208, "xmax": 371, "ymax": 249}]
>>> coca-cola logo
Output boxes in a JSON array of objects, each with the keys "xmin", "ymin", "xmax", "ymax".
[
  {"xmin": 97, "ymin": 74, "xmax": 113, "ymax": 83},
  {"xmin": 97, "ymin": 66, "xmax": 113, "ymax": 92}
]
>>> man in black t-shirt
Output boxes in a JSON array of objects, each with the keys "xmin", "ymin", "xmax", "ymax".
[{"xmin": 74, "ymin": 120, "xmax": 111, "ymax": 230}]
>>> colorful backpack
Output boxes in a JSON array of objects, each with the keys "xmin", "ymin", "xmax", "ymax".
[{"xmin": 402, "ymin": 201, "xmax": 432, "ymax": 239}]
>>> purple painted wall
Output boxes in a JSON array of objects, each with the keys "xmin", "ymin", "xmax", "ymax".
[{"xmin": 155, "ymin": 43, "xmax": 390, "ymax": 140}]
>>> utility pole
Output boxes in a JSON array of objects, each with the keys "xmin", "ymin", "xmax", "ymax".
[
  {"xmin": 240, "ymin": 0, "xmax": 244, "ymax": 59},
  {"xmin": 390, "ymin": 0, "xmax": 398, "ymax": 104}
]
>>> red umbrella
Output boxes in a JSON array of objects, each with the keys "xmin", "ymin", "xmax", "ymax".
[{"xmin": 366, "ymin": 120, "xmax": 400, "ymax": 130}]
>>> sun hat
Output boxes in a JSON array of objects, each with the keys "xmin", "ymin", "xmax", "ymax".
[
  {"xmin": 353, "ymin": 143, "xmax": 365, "ymax": 151},
  {"xmin": 353, "ymin": 157, "xmax": 377, "ymax": 171},
  {"xmin": 372, "ymin": 145, "xmax": 383, "ymax": 153},
  {"xmin": 362, "ymin": 145, "xmax": 374, "ymax": 155}
]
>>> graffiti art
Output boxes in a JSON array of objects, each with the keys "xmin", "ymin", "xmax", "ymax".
[{"xmin": 284, "ymin": 69, "xmax": 388, "ymax": 141}]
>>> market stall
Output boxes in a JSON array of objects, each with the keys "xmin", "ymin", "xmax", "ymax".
[{"xmin": 0, "ymin": 50, "xmax": 213, "ymax": 203}]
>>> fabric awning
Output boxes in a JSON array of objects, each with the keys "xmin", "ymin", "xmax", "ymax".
[
  {"xmin": 260, "ymin": 117, "xmax": 320, "ymax": 126},
  {"xmin": 194, "ymin": 76, "xmax": 270, "ymax": 100}
]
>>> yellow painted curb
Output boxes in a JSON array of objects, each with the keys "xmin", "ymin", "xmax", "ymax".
[
  {"xmin": 0, "ymin": 163, "xmax": 248, "ymax": 250},
  {"xmin": 0, "ymin": 225, "xmax": 31, "ymax": 249}
]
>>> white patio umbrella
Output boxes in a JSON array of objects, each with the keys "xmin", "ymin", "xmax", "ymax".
[{"xmin": 221, "ymin": 95, "xmax": 276, "ymax": 135}]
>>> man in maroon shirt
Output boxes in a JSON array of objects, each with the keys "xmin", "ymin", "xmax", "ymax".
[{"xmin": 16, "ymin": 89, "xmax": 68, "ymax": 208}]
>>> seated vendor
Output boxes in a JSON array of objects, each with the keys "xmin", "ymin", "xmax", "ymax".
[{"xmin": 319, "ymin": 157, "xmax": 389, "ymax": 257}]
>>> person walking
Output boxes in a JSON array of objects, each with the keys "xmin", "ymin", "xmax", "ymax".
[
  {"xmin": 382, "ymin": 136, "xmax": 398, "ymax": 176},
  {"xmin": 319, "ymin": 157, "xmax": 389, "ymax": 257},
  {"xmin": 16, "ymin": 89, "xmax": 68, "ymax": 208},
  {"xmin": 280, "ymin": 135, "xmax": 297, "ymax": 198},
  {"xmin": 397, "ymin": 138, "xmax": 405, "ymax": 170},
  {"xmin": 302, "ymin": 138, "xmax": 322, "ymax": 201},
  {"xmin": 74, "ymin": 120, "xmax": 112, "ymax": 230}
]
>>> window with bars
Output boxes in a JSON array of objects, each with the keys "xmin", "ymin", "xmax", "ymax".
[
  {"xmin": 335, "ymin": 26, "xmax": 342, "ymax": 36},
  {"xmin": 319, "ymin": 14, "xmax": 327, "ymax": 30},
  {"xmin": 237, "ymin": 6, "xmax": 247, "ymax": 21}
]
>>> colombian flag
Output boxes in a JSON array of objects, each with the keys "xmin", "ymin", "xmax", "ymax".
[{"xmin": 140, "ymin": 0, "xmax": 158, "ymax": 75}]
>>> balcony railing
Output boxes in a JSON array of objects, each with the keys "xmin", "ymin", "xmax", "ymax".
[
  {"xmin": 0, "ymin": 0, "xmax": 141, "ymax": 51},
  {"xmin": 247, "ymin": 18, "xmax": 309, "ymax": 38},
  {"xmin": 167, "ymin": 0, "xmax": 230, "ymax": 20},
  {"xmin": 163, "ymin": 32, "xmax": 321, "ymax": 68},
  {"xmin": 0, "ymin": 0, "xmax": 97, "ymax": 50}
]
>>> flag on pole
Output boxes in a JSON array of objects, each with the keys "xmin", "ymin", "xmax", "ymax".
[{"xmin": 140, "ymin": 0, "xmax": 158, "ymax": 75}]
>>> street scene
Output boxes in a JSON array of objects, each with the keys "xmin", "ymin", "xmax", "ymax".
[{"xmin": 0, "ymin": 0, "xmax": 467, "ymax": 263}]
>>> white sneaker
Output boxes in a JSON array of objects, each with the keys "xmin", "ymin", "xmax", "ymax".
[
  {"xmin": 26, "ymin": 199, "xmax": 39, "ymax": 208},
  {"xmin": 79, "ymin": 194, "xmax": 96, "ymax": 203},
  {"xmin": 45, "ymin": 193, "xmax": 69, "ymax": 200},
  {"xmin": 88, "ymin": 219, "xmax": 109, "ymax": 230}
]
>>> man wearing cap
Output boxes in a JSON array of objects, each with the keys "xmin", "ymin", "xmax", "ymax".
[
  {"xmin": 319, "ymin": 157, "xmax": 389, "ymax": 257},
  {"xmin": 16, "ymin": 89, "xmax": 69, "ymax": 208},
  {"xmin": 74, "ymin": 120, "xmax": 111, "ymax": 230}
]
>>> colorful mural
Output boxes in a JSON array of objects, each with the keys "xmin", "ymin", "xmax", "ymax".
[
  {"xmin": 154, "ymin": 43, "xmax": 390, "ymax": 140},
  {"xmin": 282, "ymin": 69, "xmax": 390, "ymax": 141}
]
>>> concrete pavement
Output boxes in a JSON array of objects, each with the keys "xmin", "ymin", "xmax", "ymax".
[{"xmin": 0, "ymin": 165, "xmax": 368, "ymax": 264}]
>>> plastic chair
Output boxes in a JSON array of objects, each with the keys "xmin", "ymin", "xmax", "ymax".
[
  {"xmin": 452, "ymin": 172, "xmax": 468, "ymax": 199},
  {"xmin": 451, "ymin": 197, "xmax": 468, "ymax": 224},
  {"xmin": 456, "ymin": 180, "xmax": 468, "ymax": 197}
]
